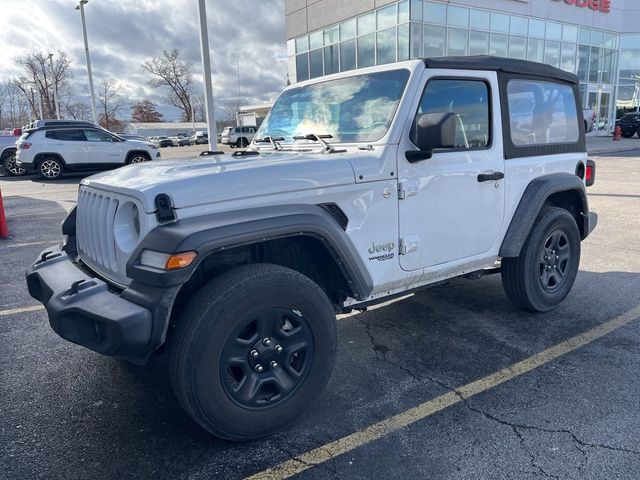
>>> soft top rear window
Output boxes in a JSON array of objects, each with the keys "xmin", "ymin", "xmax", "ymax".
[{"xmin": 507, "ymin": 79, "xmax": 579, "ymax": 147}]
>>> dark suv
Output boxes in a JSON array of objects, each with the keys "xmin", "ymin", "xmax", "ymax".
[{"xmin": 617, "ymin": 113, "xmax": 640, "ymax": 138}]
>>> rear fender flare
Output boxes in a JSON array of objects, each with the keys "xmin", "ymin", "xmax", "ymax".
[{"xmin": 500, "ymin": 173, "xmax": 588, "ymax": 258}]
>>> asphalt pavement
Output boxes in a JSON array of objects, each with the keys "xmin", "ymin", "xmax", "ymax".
[{"xmin": 1, "ymin": 150, "xmax": 639, "ymax": 480}]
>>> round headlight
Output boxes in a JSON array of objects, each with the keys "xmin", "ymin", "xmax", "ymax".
[{"xmin": 114, "ymin": 201, "xmax": 141, "ymax": 253}]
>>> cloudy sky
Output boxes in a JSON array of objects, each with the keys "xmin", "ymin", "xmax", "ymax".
[{"xmin": 0, "ymin": 0, "xmax": 288, "ymax": 121}]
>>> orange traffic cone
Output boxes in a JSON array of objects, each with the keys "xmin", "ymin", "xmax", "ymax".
[
  {"xmin": 613, "ymin": 126, "xmax": 622, "ymax": 141},
  {"xmin": 0, "ymin": 188, "xmax": 8, "ymax": 238}
]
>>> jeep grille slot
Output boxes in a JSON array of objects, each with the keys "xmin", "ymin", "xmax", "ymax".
[{"xmin": 77, "ymin": 188, "xmax": 119, "ymax": 272}]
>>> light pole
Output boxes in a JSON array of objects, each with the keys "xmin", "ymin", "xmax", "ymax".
[
  {"xmin": 632, "ymin": 75, "xmax": 640, "ymax": 113},
  {"xmin": 196, "ymin": 0, "xmax": 217, "ymax": 151},
  {"xmin": 48, "ymin": 53, "xmax": 61, "ymax": 119},
  {"xmin": 76, "ymin": 0, "xmax": 97, "ymax": 124}
]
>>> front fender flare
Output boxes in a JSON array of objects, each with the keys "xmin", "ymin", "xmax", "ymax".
[{"xmin": 126, "ymin": 204, "xmax": 373, "ymax": 301}]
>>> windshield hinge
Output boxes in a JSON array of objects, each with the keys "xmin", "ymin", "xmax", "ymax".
[
  {"xmin": 398, "ymin": 180, "xmax": 419, "ymax": 200},
  {"xmin": 399, "ymin": 236, "xmax": 420, "ymax": 255}
]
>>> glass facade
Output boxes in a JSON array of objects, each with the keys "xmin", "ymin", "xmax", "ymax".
[{"xmin": 290, "ymin": 1, "xmax": 625, "ymax": 130}]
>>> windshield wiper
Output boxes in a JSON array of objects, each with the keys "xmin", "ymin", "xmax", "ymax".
[
  {"xmin": 254, "ymin": 136, "xmax": 284, "ymax": 151},
  {"xmin": 292, "ymin": 133, "xmax": 344, "ymax": 153}
]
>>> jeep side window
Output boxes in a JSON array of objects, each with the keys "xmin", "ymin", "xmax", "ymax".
[
  {"xmin": 507, "ymin": 80, "xmax": 579, "ymax": 146},
  {"xmin": 411, "ymin": 79, "xmax": 490, "ymax": 150},
  {"xmin": 83, "ymin": 129, "xmax": 117, "ymax": 142},
  {"xmin": 45, "ymin": 130, "xmax": 86, "ymax": 141}
]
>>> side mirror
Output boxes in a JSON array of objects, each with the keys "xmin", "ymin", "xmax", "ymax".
[
  {"xmin": 414, "ymin": 112, "xmax": 456, "ymax": 151},
  {"xmin": 406, "ymin": 112, "xmax": 457, "ymax": 163}
]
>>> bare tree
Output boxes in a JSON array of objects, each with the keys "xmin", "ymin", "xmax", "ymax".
[
  {"xmin": 15, "ymin": 50, "xmax": 72, "ymax": 119},
  {"xmin": 0, "ymin": 80, "xmax": 31, "ymax": 129},
  {"xmin": 191, "ymin": 94, "xmax": 207, "ymax": 122},
  {"xmin": 96, "ymin": 78, "xmax": 123, "ymax": 130},
  {"xmin": 142, "ymin": 49, "xmax": 193, "ymax": 121},
  {"xmin": 64, "ymin": 101, "xmax": 92, "ymax": 121}
]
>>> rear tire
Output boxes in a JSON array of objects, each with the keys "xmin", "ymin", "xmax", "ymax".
[
  {"xmin": 2, "ymin": 152, "xmax": 27, "ymax": 176},
  {"xmin": 169, "ymin": 264, "xmax": 337, "ymax": 441},
  {"xmin": 37, "ymin": 157, "xmax": 64, "ymax": 180},
  {"xmin": 621, "ymin": 131, "xmax": 634, "ymax": 138},
  {"xmin": 501, "ymin": 207, "xmax": 581, "ymax": 312}
]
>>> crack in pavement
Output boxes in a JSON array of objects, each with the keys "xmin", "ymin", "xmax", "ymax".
[
  {"xmin": 356, "ymin": 317, "xmax": 640, "ymax": 478},
  {"xmin": 275, "ymin": 435, "xmax": 341, "ymax": 479}
]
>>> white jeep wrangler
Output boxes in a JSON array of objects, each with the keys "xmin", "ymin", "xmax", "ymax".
[{"xmin": 27, "ymin": 57, "xmax": 597, "ymax": 440}]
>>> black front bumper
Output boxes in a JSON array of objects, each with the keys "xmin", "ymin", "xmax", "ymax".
[{"xmin": 26, "ymin": 247, "xmax": 171, "ymax": 363}]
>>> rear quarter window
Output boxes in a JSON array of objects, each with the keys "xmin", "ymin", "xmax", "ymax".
[
  {"xmin": 507, "ymin": 79, "xmax": 579, "ymax": 146},
  {"xmin": 45, "ymin": 130, "xmax": 86, "ymax": 141}
]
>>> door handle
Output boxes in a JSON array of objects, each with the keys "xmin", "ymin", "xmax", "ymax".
[{"xmin": 477, "ymin": 171, "xmax": 504, "ymax": 182}]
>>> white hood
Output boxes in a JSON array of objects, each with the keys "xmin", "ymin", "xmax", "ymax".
[{"xmin": 81, "ymin": 151, "xmax": 359, "ymax": 212}]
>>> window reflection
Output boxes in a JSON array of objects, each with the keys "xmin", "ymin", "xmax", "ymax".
[
  {"xmin": 507, "ymin": 80, "xmax": 579, "ymax": 146},
  {"xmin": 258, "ymin": 70, "xmax": 410, "ymax": 143}
]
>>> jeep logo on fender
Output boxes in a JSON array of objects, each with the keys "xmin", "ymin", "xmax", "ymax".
[
  {"xmin": 369, "ymin": 241, "xmax": 395, "ymax": 254},
  {"xmin": 551, "ymin": 0, "xmax": 611, "ymax": 13},
  {"xmin": 368, "ymin": 241, "xmax": 396, "ymax": 262}
]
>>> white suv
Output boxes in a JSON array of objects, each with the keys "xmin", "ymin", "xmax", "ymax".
[
  {"xmin": 27, "ymin": 57, "xmax": 597, "ymax": 440},
  {"xmin": 16, "ymin": 125, "xmax": 160, "ymax": 179},
  {"xmin": 220, "ymin": 125, "xmax": 256, "ymax": 147}
]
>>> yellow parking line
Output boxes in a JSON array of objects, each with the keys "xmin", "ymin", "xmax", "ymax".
[
  {"xmin": 3, "ymin": 240, "xmax": 57, "ymax": 249},
  {"xmin": 0, "ymin": 305, "xmax": 45, "ymax": 316},
  {"xmin": 246, "ymin": 305, "xmax": 640, "ymax": 480}
]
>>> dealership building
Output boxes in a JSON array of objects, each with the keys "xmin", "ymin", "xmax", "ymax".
[{"xmin": 285, "ymin": 0, "xmax": 640, "ymax": 129}]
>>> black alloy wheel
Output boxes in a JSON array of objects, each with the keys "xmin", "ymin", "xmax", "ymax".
[
  {"xmin": 170, "ymin": 263, "xmax": 337, "ymax": 440},
  {"xmin": 501, "ymin": 207, "xmax": 581, "ymax": 312},
  {"xmin": 220, "ymin": 307, "xmax": 314, "ymax": 409},
  {"xmin": 538, "ymin": 229, "xmax": 571, "ymax": 293}
]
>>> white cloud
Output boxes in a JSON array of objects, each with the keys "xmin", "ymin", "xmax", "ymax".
[{"xmin": 0, "ymin": 0, "xmax": 287, "ymax": 120}]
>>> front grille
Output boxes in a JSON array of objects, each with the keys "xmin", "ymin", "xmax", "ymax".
[{"xmin": 77, "ymin": 187, "xmax": 119, "ymax": 273}]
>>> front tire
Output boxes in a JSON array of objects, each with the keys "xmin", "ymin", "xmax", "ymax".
[
  {"xmin": 170, "ymin": 264, "xmax": 337, "ymax": 441},
  {"xmin": 2, "ymin": 153, "xmax": 27, "ymax": 176},
  {"xmin": 127, "ymin": 153, "xmax": 150, "ymax": 164},
  {"xmin": 501, "ymin": 207, "xmax": 581, "ymax": 312},
  {"xmin": 37, "ymin": 157, "xmax": 64, "ymax": 180}
]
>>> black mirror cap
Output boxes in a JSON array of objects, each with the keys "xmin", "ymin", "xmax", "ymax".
[
  {"xmin": 415, "ymin": 112, "xmax": 456, "ymax": 151},
  {"xmin": 405, "ymin": 150, "xmax": 433, "ymax": 163}
]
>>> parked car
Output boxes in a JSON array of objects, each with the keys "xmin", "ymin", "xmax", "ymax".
[
  {"xmin": 26, "ymin": 57, "xmax": 597, "ymax": 440},
  {"xmin": 583, "ymin": 109, "xmax": 595, "ymax": 133},
  {"xmin": 153, "ymin": 136, "xmax": 173, "ymax": 148},
  {"xmin": 0, "ymin": 131, "xmax": 24, "ymax": 176},
  {"xmin": 190, "ymin": 131, "xmax": 209, "ymax": 145},
  {"xmin": 170, "ymin": 136, "xmax": 191, "ymax": 147},
  {"xmin": 616, "ymin": 112, "xmax": 640, "ymax": 138},
  {"xmin": 15, "ymin": 124, "xmax": 160, "ymax": 180},
  {"xmin": 221, "ymin": 125, "xmax": 256, "ymax": 147}
]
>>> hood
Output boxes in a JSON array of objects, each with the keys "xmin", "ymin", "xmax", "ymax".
[
  {"xmin": 81, "ymin": 151, "xmax": 359, "ymax": 212},
  {"xmin": 125, "ymin": 139, "xmax": 154, "ymax": 147}
]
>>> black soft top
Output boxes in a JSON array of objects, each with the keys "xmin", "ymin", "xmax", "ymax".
[{"xmin": 421, "ymin": 56, "xmax": 579, "ymax": 85}]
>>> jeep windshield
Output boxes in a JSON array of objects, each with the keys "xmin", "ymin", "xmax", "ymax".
[{"xmin": 256, "ymin": 69, "xmax": 410, "ymax": 147}]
